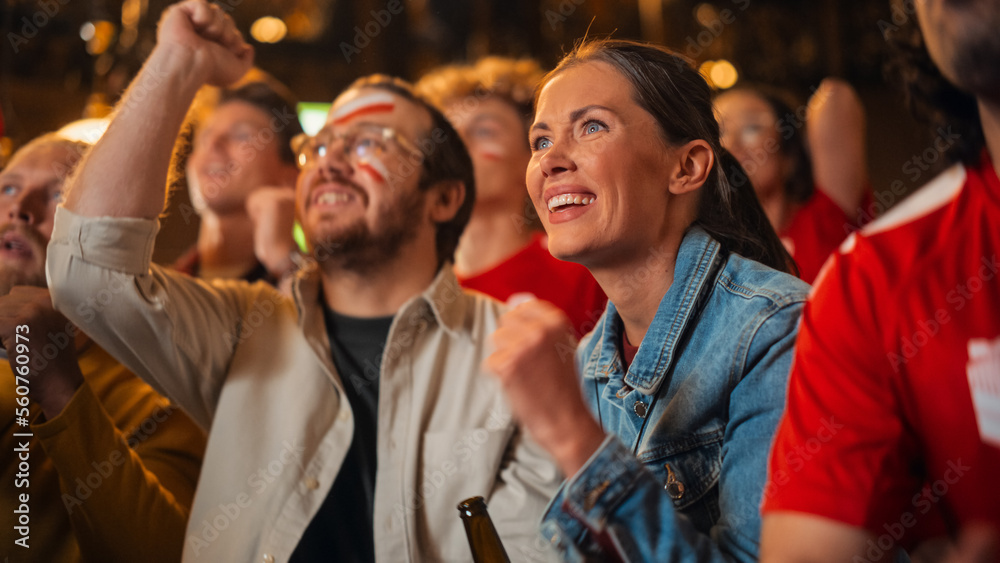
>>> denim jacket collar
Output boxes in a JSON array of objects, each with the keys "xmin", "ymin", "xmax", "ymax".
[{"xmin": 583, "ymin": 226, "xmax": 723, "ymax": 396}]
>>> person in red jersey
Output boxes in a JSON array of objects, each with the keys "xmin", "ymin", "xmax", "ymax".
[
  {"xmin": 760, "ymin": 1, "xmax": 1000, "ymax": 561},
  {"xmin": 416, "ymin": 57, "xmax": 606, "ymax": 337},
  {"xmin": 715, "ymin": 80, "xmax": 872, "ymax": 284}
]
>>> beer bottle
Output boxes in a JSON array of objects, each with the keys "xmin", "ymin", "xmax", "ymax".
[{"xmin": 457, "ymin": 496, "xmax": 511, "ymax": 563}]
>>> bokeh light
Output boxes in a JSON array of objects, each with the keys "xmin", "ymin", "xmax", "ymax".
[
  {"xmin": 251, "ymin": 17, "xmax": 288, "ymax": 44},
  {"xmin": 710, "ymin": 59, "xmax": 739, "ymax": 89}
]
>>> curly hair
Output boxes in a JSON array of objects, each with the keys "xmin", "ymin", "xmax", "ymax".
[
  {"xmin": 415, "ymin": 56, "xmax": 546, "ymax": 133},
  {"xmin": 883, "ymin": 12, "xmax": 984, "ymax": 165}
]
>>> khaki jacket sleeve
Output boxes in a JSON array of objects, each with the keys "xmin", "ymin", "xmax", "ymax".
[
  {"xmin": 46, "ymin": 206, "xmax": 286, "ymax": 427},
  {"xmin": 486, "ymin": 423, "xmax": 563, "ymax": 562},
  {"xmin": 34, "ymin": 377, "xmax": 205, "ymax": 563}
]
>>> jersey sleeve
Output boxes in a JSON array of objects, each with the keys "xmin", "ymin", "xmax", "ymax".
[{"xmin": 763, "ymin": 241, "xmax": 923, "ymax": 533}]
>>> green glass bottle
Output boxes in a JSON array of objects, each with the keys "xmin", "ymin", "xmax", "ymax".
[{"xmin": 457, "ymin": 496, "xmax": 511, "ymax": 563}]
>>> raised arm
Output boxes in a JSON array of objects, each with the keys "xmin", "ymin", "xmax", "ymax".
[
  {"xmin": 64, "ymin": 0, "xmax": 252, "ymax": 219},
  {"xmin": 806, "ymin": 78, "xmax": 870, "ymax": 216}
]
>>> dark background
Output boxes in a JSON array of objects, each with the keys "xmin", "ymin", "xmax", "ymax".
[{"xmin": 1, "ymin": 0, "xmax": 939, "ymax": 262}]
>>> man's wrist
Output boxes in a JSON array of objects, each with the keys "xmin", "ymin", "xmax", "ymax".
[{"xmin": 144, "ymin": 43, "xmax": 211, "ymax": 96}]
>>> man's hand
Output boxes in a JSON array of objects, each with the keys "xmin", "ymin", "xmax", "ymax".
[
  {"xmin": 0, "ymin": 287, "xmax": 84, "ymax": 420},
  {"xmin": 486, "ymin": 299, "xmax": 606, "ymax": 477},
  {"xmin": 156, "ymin": 0, "xmax": 253, "ymax": 87},
  {"xmin": 247, "ymin": 186, "xmax": 299, "ymax": 279}
]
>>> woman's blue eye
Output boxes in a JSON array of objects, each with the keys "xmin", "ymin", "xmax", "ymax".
[
  {"xmin": 1, "ymin": 184, "xmax": 16, "ymax": 197},
  {"xmin": 533, "ymin": 137, "xmax": 552, "ymax": 151},
  {"xmin": 583, "ymin": 120, "xmax": 607, "ymax": 135}
]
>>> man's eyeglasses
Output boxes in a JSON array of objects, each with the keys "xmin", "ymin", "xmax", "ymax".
[{"xmin": 290, "ymin": 124, "xmax": 422, "ymax": 170}]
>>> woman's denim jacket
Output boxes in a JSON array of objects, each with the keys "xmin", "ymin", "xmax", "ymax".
[{"xmin": 538, "ymin": 227, "xmax": 810, "ymax": 563}]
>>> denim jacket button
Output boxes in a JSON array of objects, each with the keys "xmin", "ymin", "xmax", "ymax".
[
  {"xmin": 633, "ymin": 400, "xmax": 647, "ymax": 418},
  {"xmin": 664, "ymin": 463, "xmax": 685, "ymax": 499}
]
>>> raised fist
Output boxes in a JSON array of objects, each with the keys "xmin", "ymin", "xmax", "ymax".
[
  {"xmin": 246, "ymin": 186, "xmax": 298, "ymax": 279},
  {"xmin": 156, "ymin": 0, "xmax": 254, "ymax": 87},
  {"xmin": 487, "ymin": 298, "xmax": 605, "ymax": 476}
]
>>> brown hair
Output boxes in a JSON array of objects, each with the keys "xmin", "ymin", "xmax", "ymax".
[
  {"xmin": 218, "ymin": 81, "xmax": 303, "ymax": 165},
  {"xmin": 538, "ymin": 39, "xmax": 795, "ymax": 274},
  {"xmin": 718, "ymin": 84, "xmax": 815, "ymax": 205}
]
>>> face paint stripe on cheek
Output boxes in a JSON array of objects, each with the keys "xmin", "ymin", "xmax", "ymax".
[
  {"xmin": 477, "ymin": 140, "xmax": 506, "ymax": 162},
  {"xmin": 358, "ymin": 157, "xmax": 390, "ymax": 184},
  {"xmin": 330, "ymin": 93, "xmax": 397, "ymax": 126}
]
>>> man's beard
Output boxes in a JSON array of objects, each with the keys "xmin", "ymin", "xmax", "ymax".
[
  {"xmin": 925, "ymin": 2, "xmax": 1000, "ymax": 98},
  {"xmin": 309, "ymin": 188, "xmax": 426, "ymax": 275},
  {"xmin": 0, "ymin": 225, "xmax": 48, "ymax": 297},
  {"xmin": 950, "ymin": 33, "xmax": 1000, "ymax": 98}
]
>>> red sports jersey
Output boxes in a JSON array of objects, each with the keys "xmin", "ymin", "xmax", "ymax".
[
  {"xmin": 457, "ymin": 232, "xmax": 607, "ymax": 338},
  {"xmin": 764, "ymin": 152, "xmax": 1000, "ymax": 552},
  {"xmin": 781, "ymin": 187, "xmax": 869, "ymax": 285}
]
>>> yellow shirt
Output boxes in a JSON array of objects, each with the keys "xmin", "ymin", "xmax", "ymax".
[{"xmin": 1, "ymin": 339, "xmax": 205, "ymax": 562}]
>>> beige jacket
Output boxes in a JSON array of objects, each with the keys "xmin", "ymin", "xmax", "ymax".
[{"xmin": 46, "ymin": 207, "xmax": 560, "ymax": 562}]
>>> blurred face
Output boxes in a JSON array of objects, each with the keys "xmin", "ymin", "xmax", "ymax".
[
  {"xmin": 445, "ymin": 96, "xmax": 530, "ymax": 208},
  {"xmin": 527, "ymin": 60, "xmax": 676, "ymax": 267},
  {"xmin": 916, "ymin": 0, "xmax": 1000, "ymax": 98},
  {"xmin": 0, "ymin": 142, "xmax": 79, "ymax": 294},
  {"xmin": 187, "ymin": 100, "xmax": 296, "ymax": 214},
  {"xmin": 714, "ymin": 90, "xmax": 788, "ymax": 199},
  {"xmin": 295, "ymin": 87, "xmax": 432, "ymax": 269}
]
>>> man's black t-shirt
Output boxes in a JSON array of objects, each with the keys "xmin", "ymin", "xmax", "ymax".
[{"xmin": 288, "ymin": 306, "xmax": 392, "ymax": 562}]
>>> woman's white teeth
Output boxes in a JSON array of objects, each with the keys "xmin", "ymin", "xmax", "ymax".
[
  {"xmin": 547, "ymin": 194, "xmax": 595, "ymax": 212},
  {"xmin": 318, "ymin": 192, "xmax": 351, "ymax": 204}
]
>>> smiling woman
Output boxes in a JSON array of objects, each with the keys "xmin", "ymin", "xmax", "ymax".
[{"xmin": 487, "ymin": 39, "xmax": 811, "ymax": 563}]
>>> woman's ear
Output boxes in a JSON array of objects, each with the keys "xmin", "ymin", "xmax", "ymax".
[
  {"xmin": 667, "ymin": 139, "xmax": 714, "ymax": 195},
  {"xmin": 426, "ymin": 179, "xmax": 466, "ymax": 223}
]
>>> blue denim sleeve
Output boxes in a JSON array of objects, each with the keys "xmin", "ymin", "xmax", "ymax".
[{"xmin": 541, "ymin": 301, "xmax": 804, "ymax": 563}]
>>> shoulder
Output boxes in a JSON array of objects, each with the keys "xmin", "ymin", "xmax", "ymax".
[
  {"xmin": 217, "ymin": 277, "xmax": 296, "ymax": 317},
  {"xmin": 716, "ymin": 253, "xmax": 811, "ymax": 310},
  {"xmin": 858, "ymin": 163, "xmax": 966, "ymax": 240},
  {"xmin": 427, "ymin": 268, "xmax": 507, "ymax": 338},
  {"xmin": 705, "ymin": 255, "xmax": 811, "ymax": 364},
  {"xmin": 814, "ymin": 163, "xmax": 968, "ymax": 295}
]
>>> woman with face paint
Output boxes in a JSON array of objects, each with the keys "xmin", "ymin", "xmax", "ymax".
[
  {"xmin": 486, "ymin": 40, "xmax": 810, "ymax": 563},
  {"xmin": 417, "ymin": 57, "xmax": 606, "ymax": 338},
  {"xmin": 714, "ymin": 80, "xmax": 872, "ymax": 284}
]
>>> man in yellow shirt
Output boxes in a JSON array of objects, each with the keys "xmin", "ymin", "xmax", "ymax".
[{"xmin": 0, "ymin": 133, "xmax": 206, "ymax": 562}]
